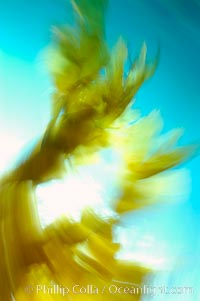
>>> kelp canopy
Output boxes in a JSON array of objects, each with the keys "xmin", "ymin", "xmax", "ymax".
[{"xmin": 0, "ymin": 0, "xmax": 195, "ymax": 300}]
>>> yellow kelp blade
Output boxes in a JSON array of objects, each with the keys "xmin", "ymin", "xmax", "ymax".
[{"xmin": 0, "ymin": 0, "xmax": 197, "ymax": 300}]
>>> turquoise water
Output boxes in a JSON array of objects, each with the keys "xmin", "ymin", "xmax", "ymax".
[{"xmin": 0, "ymin": 0, "xmax": 199, "ymax": 299}]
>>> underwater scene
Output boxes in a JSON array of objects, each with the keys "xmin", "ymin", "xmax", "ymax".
[{"xmin": 0, "ymin": 0, "xmax": 200, "ymax": 300}]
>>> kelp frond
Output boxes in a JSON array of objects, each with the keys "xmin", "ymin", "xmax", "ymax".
[{"xmin": 0, "ymin": 0, "xmax": 197, "ymax": 301}]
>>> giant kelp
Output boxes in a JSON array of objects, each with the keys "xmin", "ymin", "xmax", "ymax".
[{"xmin": 0, "ymin": 0, "xmax": 196, "ymax": 300}]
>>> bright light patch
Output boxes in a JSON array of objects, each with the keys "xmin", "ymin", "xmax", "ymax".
[
  {"xmin": 36, "ymin": 149, "xmax": 121, "ymax": 227},
  {"xmin": 37, "ymin": 167, "xmax": 106, "ymax": 226},
  {"xmin": 118, "ymin": 251, "xmax": 168, "ymax": 270},
  {"xmin": 0, "ymin": 133, "xmax": 26, "ymax": 174}
]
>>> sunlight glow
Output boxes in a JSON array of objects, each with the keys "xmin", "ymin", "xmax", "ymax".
[
  {"xmin": 0, "ymin": 133, "xmax": 25, "ymax": 174},
  {"xmin": 37, "ymin": 167, "xmax": 106, "ymax": 226}
]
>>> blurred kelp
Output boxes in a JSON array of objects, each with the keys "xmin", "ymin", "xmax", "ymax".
[{"xmin": 0, "ymin": 0, "xmax": 197, "ymax": 300}]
